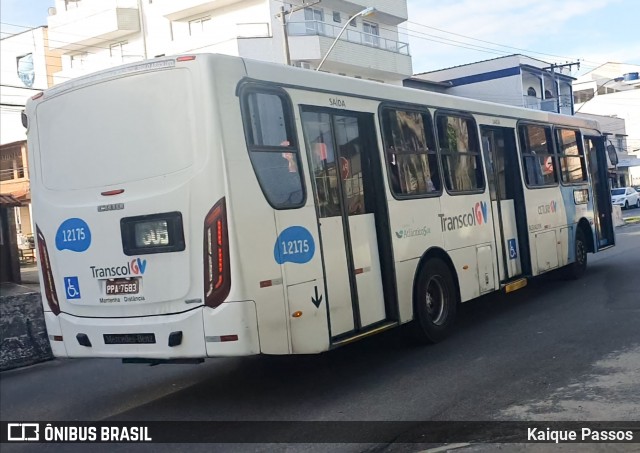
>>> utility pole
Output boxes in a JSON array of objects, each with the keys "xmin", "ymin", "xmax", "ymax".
[
  {"xmin": 542, "ymin": 61, "xmax": 580, "ymax": 113},
  {"xmin": 275, "ymin": 1, "xmax": 321, "ymax": 65}
]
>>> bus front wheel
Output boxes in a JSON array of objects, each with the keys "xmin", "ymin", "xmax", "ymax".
[
  {"xmin": 565, "ymin": 228, "xmax": 588, "ymax": 280},
  {"xmin": 411, "ymin": 258, "xmax": 458, "ymax": 343}
]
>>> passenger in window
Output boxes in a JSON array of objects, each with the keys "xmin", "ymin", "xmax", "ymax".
[{"xmin": 280, "ymin": 140, "xmax": 299, "ymax": 173}]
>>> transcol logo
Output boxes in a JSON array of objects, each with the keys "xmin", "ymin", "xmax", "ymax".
[
  {"xmin": 439, "ymin": 202, "xmax": 489, "ymax": 232},
  {"xmin": 90, "ymin": 258, "xmax": 147, "ymax": 279}
]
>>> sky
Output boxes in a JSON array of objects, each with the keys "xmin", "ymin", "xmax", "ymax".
[{"xmin": 1, "ymin": 0, "xmax": 639, "ymax": 77}]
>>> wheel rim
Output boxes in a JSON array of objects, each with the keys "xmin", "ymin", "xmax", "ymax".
[
  {"xmin": 576, "ymin": 237, "xmax": 586, "ymax": 266},
  {"xmin": 425, "ymin": 276, "xmax": 448, "ymax": 326}
]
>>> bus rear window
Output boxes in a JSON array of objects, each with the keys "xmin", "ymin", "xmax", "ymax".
[
  {"xmin": 36, "ymin": 69, "xmax": 194, "ymax": 190},
  {"xmin": 241, "ymin": 88, "xmax": 305, "ymax": 209}
]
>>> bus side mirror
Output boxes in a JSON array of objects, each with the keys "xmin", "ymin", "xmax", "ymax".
[
  {"xmin": 606, "ymin": 144, "xmax": 618, "ymax": 166},
  {"xmin": 21, "ymin": 110, "xmax": 28, "ymax": 129}
]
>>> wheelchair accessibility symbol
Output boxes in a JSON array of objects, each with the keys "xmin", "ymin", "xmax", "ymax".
[
  {"xmin": 64, "ymin": 276, "xmax": 81, "ymax": 299},
  {"xmin": 507, "ymin": 239, "xmax": 518, "ymax": 260}
]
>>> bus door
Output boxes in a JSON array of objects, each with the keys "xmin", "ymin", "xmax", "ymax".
[
  {"xmin": 300, "ymin": 108, "xmax": 394, "ymax": 340},
  {"xmin": 481, "ymin": 126, "xmax": 531, "ymax": 281},
  {"xmin": 585, "ymin": 135, "xmax": 615, "ymax": 249}
]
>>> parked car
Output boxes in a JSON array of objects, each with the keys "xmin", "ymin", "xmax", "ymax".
[{"xmin": 611, "ymin": 187, "xmax": 640, "ymax": 209}]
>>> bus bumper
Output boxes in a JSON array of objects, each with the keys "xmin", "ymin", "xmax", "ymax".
[{"xmin": 49, "ymin": 301, "xmax": 260, "ymax": 359}]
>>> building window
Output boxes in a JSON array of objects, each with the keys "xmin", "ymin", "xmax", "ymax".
[
  {"xmin": 332, "ymin": 11, "xmax": 340, "ymax": 23},
  {"xmin": 381, "ymin": 108, "xmax": 441, "ymax": 198},
  {"xmin": 544, "ymin": 89, "xmax": 554, "ymax": 99},
  {"xmin": 350, "ymin": 17, "xmax": 357, "ymax": 27},
  {"xmin": 305, "ymin": 7, "xmax": 325, "ymax": 35},
  {"xmin": 109, "ymin": 41, "xmax": 128, "ymax": 62},
  {"xmin": 64, "ymin": 0, "xmax": 81, "ymax": 10},
  {"xmin": 70, "ymin": 52, "xmax": 88, "ymax": 69},
  {"xmin": 519, "ymin": 124, "xmax": 557, "ymax": 187},
  {"xmin": 527, "ymin": 87, "xmax": 537, "ymax": 97},
  {"xmin": 0, "ymin": 151, "xmax": 24, "ymax": 182},
  {"xmin": 436, "ymin": 114, "xmax": 484, "ymax": 193},
  {"xmin": 189, "ymin": 16, "xmax": 211, "ymax": 36},
  {"xmin": 556, "ymin": 129, "xmax": 587, "ymax": 184},
  {"xmin": 362, "ymin": 22, "xmax": 380, "ymax": 47},
  {"xmin": 573, "ymin": 89, "xmax": 594, "ymax": 104}
]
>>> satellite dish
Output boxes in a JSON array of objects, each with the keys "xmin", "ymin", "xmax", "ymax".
[{"xmin": 48, "ymin": 7, "xmax": 57, "ymax": 16}]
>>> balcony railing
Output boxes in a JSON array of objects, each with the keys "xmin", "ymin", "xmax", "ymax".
[
  {"xmin": 287, "ymin": 21, "xmax": 410, "ymax": 56},
  {"xmin": 523, "ymin": 94, "xmax": 573, "ymax": 114}
]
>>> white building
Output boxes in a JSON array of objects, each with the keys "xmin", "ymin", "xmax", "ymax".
[
  {"xmin": 409, "ymin": 54, "xmax": 575, "ymax": 115},
  {"xmin": 0, "ymin": 26, "xmax": 60, "ymax": 250},
  {"xmin": 46, "ymin": 0, "xmax": 412, "ymax": 85},
  {"xmin": 573, "ymin": 63, "xmax": 640, "ymax": 187}
]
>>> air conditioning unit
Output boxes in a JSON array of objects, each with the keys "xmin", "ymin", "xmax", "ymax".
[{"xmin": 294, "ymin": 61, "xmax": 312, "ymax": 70}]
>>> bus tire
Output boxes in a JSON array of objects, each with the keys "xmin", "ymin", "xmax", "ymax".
[
  {"xmin": 411, "ymin": 258, "xmax": 458, "ymax": 343},
  {"xmin": 566, "ymin": 228, "xmax": 588, "ymax": 280}
]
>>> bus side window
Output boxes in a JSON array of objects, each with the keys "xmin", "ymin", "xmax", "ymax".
[
  {"xmin": 242, "ymin": 90, "xmax": 305, "ymax": 209},
  {"xmin": 380, "ymin": 107, "xmax": 440, "ymax": 197},
  {"xmin": 556, "ymin": 129, "xmax": 587, "ymax": 184},
  {"xmin": 435, "ymin": 113, "xmax": 484, "ymax": 193},
  {"xmin": 518, "ymin": 124, "xmax": 557, "ymax": 187}
]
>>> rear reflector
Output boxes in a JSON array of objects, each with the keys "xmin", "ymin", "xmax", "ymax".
[
  {"xmin": 176, "ymin": 55, "xmax": 196, "ymax": 62},
  {"xmin": 101, "ymin": 189, "xmax": 124, "ymax": 196},
  {"xmin": 259, "ymin": 278, "xmax": 282, "ymax": 288},
  {"xmin": 205, "ymin": 335, "xmax": 238, "ymax": 343}
]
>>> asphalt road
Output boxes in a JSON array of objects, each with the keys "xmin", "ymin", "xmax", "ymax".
[{"xmin": 2, "ymin": 223, "xmax": 639, "ymax": 452}]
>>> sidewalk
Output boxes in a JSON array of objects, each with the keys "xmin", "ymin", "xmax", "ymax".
[{"xmin": 0, "ymin": 265, "xmax": 40, "ymax": 298}]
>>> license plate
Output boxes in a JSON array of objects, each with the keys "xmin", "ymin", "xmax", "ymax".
[
  {"xmin": 103, "ymin": 333, "xmax": 156, "ymax": 345},
  {"xmin": 105, "ymin": 278, "xmax": 139, "ymax": 295}
]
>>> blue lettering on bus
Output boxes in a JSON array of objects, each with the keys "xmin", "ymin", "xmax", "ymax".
[
  {"xmin": 274, "ymin": 226, "xmax": 315, "ymax": 264},
  {"xmin": 55, "ymin": 218, "xmax": 92, "ymax": 252}
]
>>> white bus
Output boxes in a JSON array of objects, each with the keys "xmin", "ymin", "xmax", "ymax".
[{"xmin": 25, "ymin": 54, "xmax": 615, "ymax": 362}]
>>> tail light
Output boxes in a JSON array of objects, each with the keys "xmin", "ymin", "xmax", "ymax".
[
  {"xmin": 36, "ymin": 225, "xmax": 60, "ymax": 315},
  {"xmin": 203, "ymin": 198, "xmax": 230, "ymax": 308}
]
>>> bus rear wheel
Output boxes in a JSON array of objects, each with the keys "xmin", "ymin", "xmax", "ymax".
[{"xmin": 411, "ymin": 258, "xmax": 457, "ymax": 343}]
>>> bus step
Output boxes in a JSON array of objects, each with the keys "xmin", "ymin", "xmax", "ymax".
[
  {"xmin": 122, "ymin": 358, "xmax": 204, "ymax": 366},
  {"xmin": 504, "ymin": 278, "xmax": 528, "ymax": 294},
  {"xmin": 331, "ymin": 321, "xmax": 397, "ymax": 348}
]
